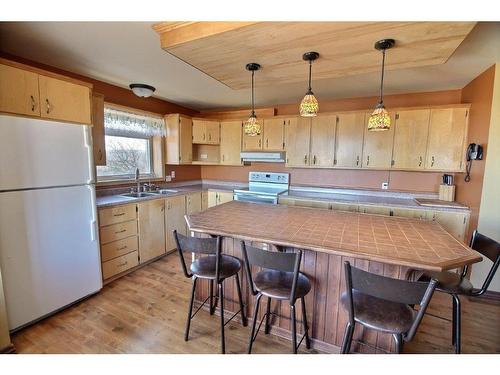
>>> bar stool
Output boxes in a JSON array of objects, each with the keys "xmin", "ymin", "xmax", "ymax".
[
  {"xmin": 417, "ymin": 229, "xmax": 500, "ymax": 353},
  {"xmin": 241, "ymin": 242, "xmax": 311, "ymax": 354},
  {"xmin": 173, "ymin": 231, "xmax": 247, "ymax": 354},
  {"xmin": 340, "ymin": 261, "xmax": 437, "ymax": 354}
]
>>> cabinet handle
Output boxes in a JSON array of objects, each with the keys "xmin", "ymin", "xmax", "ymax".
[
  {"xmin": 115, "ymin": 229, "xmax": 126, "ymax": 234},
  {"xmin": 117, "ymin": 261, "xmax": 128, "ymax": 267},
  {"xmin": 391, "ymin": 159, "xmax": 395, "ymax": 166},
  {"xmin": 222, "ymin": 154, "xmax": 225, "ymax": 162},
  {"xmin": 203, "ymin": 133, "xmax": 206, "ymax": 141},
  {"xmin": 45, "ymin": 99, "xmax": 51, "ymax": 114},
  {"xmin": 313, "ymin": 155, "xmax": 317, "ymax": 165},
  {"xmin": 266, "ymin": 139, "xmax": 269, "ymax": 148},
  {"xmin": 356, "ymin": 156, "xmax": 360, "ymax": 166},
  {"xmin": 367, "ymin": 155, "xmax": 370, "ymax": 166},
  {"xmin": 258, "ymin": 139, "xmax": 261, "ymax": 148},
  {"xmin": 304, "ymin": 154, "xmax": 308, "ymax": 164},
  {"xmin": 431, "ymin": 156, "xmax": 435, "ymax": 167},
  {"xmin": 98, "ymin": 149, "xmax": 103, "ymax": 161},
  {"xmin": 117, "ymin": 246, "xmax": 128, "ymax": 251},
  {"xmin": 30, "ymin": 95, "xmax": 36, "ymax": 112},
  {"xmin": 113, "ymin": 213, "xmax": 126, "ymax": 217},
  {"xmin": 419, "ymin": 156, "xmax": 422, "ymax": 167}
]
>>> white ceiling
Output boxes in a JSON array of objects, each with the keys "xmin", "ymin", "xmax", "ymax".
[{"xmin": 0, "ymin": 21, "xmax": 499, "ymax": 111}]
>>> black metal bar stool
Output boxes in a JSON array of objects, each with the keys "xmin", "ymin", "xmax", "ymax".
[
  {"xmin": 341, "ymin": 261, "xmax": 438, "ymax": 354},
  {"xmin": 173, "ymin": 230, "xmax": 247, "ymax": 354},
  {"xmin": 241, "ymin": 242, "xmax": 311, "ymax": 354},
  {"xmin": 417, "ymin": 229, "xmax": 500, "ymax": 353}
]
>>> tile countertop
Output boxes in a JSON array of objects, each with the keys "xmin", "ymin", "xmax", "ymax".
[
  {"xmin": 95, "ymin": 182, "xmax": 245, "ymax": 208},
  {"xmin": 186, "ymin": 201, "xmax": 481, "ymax": 272}
]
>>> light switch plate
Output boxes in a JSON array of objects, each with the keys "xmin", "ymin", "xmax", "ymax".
[
  {"xmin": 171, "ymin": 171, "xmax": 176, "ymax": 178},
  {"xmin": 165, "ymin": 176, "xmax": 172, "ymax": 182},
  {"xmin": 382, "ymin": 182, "xmax": 389, "ymax": 189},
  {"xmin": 201, "ymin": 153, "xmax": 208, "ymax": 160}
]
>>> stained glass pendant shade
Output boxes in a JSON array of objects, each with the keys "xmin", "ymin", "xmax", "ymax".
[
  {"xmin": 368, "ymin": 39, "xmax": 395, "ymax": 132},
  {"xmin": 243, "ymin": 63, "xmax": 262, "ymax": 137},
  {"xmin": 300, "ymin": 52, "xmax": 320, "ymax": 117}
]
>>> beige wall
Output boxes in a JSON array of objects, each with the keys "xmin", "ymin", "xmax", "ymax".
[{"xmin": 473, "ymin": 63, "xmax": 500, "ymax": 292}]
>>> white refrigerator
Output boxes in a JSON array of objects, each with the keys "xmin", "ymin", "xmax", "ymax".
[{"xmin": 0, "ymin": 114, "xmax": 102, "ymax": 331}]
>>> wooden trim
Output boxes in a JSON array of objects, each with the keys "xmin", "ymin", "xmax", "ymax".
[
  {"xmin": 104, "ymin": 102, "xmax": 164, "ymax": 119},
  {"xmin": 200, "ymin": 107, "xmax": 277, "ymax": 120},
  {"xmin": 0, "ymin": 57, "xmax": 93, "ymax": 89}
]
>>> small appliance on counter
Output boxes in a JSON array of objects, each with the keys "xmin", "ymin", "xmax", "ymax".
[
  {"xmin": 233, "ymin": 172, "xmax": 289, "ymax": 204},
  {"xmin": 439, "ymin": 174, "xmax": 456, "ymax": 202}
]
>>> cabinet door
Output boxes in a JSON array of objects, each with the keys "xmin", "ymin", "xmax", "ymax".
[
  {"xmin": 263, "ymin": 118, "xmax": 285, "ymax": 150},
  {"xmin": 208, "ymin": 191, "xmax": 218, "ymax": 208},
  {"xmin": 38, "ymin": 75, "xmax": 91, "ymax": 124},
  {"xmin": 0, "ymin": 64, "xmax": 40, "ymax": 117},
  {"xmin": 186, "ymin": 193, "xmax": 202, "ymax": 215},
  {"xmin": 218, "ymin": 191, "xmax": 234, "ymax": 205},
  {"xmin": 165, "ymin": 195, "xmax": 187, "ymax": 251},
  {"xmin": 426, "ymin": 107, "xmax": 468, "ymax": 171},
  {"xmin": 392, "ymin": 109, "xmax": 430, "ymax": 170},
  {"xmin": 91, "ymin": 93, "xmax": 106, "ymax": 166},
  {"xmin": 220, "ymin": 121, "xmax": 242, "ymax": 165},
  {"xmin": 206, "ymin": 121, "xmax": 220, "ymax": 144},
  {"xmin": 192, "ymin": 119, "xmax": 206, "ymax": 143},
  {"xmin": 201, "ymin": 191, "xmax": 208, "ymax": 211},
  {"xmin": 179, "ymin": 115, "xmax": 193, "ymax": 164},
  {"xmin": 391, "ymin": 207, "xmax": 428, "ymax": 220},
  {"xmin": 359, "ymin": 205, "xmax": 391, "ymax": 215},
  {"xmin": 243, "ymin": 127, "xmax": 263, "ymax": 151},
  {"xmin": 334, "ymin": 112, "xmax": 366, "ymax": 168},
  {"xmin": 310, "ymin": 115, "xmax": 336, "ymax": 167},
  {"xmin": 286, "ymin": 117, "xmax": 311, "ymax": 167},
  {"xmin": 330, "ymin": 202, "xmax": 359, "ymax": 212},
  {"xmin": 138, "ymin": 199, "xmax": 165, "ymax": 263},
  {"xmin": 362, "ymin": 112, "xmax": 395, "ymax": 169},
  {"xmin": 431, "ymin": 211, "xmax": 469, "ymax": 243}
]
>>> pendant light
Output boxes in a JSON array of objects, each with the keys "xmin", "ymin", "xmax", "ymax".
[
  {"xmin": 368, "ymin": 39, "xmax": 395, "ymax": 131},
  {"xmin": 300, "ymin": 51, "xmax": 320, "ymax": 117},
  {"xmin": 243, "ymin": 63, "xmax": 262, "ymax": 137}
]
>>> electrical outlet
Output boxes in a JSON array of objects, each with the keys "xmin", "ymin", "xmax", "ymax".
[
  {"xmin": 171, "ymin": 171, "xmax": 176, "ymax": 178},
  {"xmin": 381, "ymin": 182, "xmax": 389, "ymax": 190},
  {"xmin": 165, "ymin": 176, "xmax": 172, "ymax": 182},
  {"xmin": 200, "ymin": 153, "xmax": 208, "ymax": 160}
]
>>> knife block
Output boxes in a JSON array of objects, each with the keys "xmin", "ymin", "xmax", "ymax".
[{"xmin": 439, "ymin": 184, "xmax": 455, "ymax": 202}]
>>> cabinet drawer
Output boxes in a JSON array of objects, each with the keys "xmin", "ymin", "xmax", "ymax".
[
  {"xmin": 100, "ymin": 220, "xmax": 137, "ymax": 244},
  {"xmin": 102, "ymin": 251, "xmax": 139, "ymax": 279},
  {"xmin": 101, "ymin": 235, "xmax": 138, "ymax": 262},
  {"xmin": 99, "ymin": 204, "xmax": 136, "ymax": 226}
]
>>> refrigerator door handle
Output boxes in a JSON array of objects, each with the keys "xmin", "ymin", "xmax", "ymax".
[
  {"xmin": 84, "ymin": 126, "xmax": 96, "ymax": 184},
  {"xmin": 90, "ymin": 219, "xmax": 97, "ymax": 242}
]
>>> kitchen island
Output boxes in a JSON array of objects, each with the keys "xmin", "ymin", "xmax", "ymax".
[{"xmin": 186, "ymin": 201, "xmax": 482, "ymax": 353}]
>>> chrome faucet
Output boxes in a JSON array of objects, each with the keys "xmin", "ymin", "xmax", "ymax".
[{"xmin": 135, "ymin": 168, "xmax": 141, "ymax": 194}]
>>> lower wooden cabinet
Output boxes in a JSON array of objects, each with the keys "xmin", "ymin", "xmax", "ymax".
[
  {"xmin": 201, "ymin": 191, "xmax": 209, "ymax": 211},
  {"xmin": 208, "ymin": 190, "xmax": 233, "ymax": 208},
  {"xmin": 429, "ymin": 210, "xmax": 469, "ymax": 243},
  {"xmin": 358, "ymin": 205, "xmax": 391, "ymax": 215},
  {"xmin": 101, "ymin": 236, "xmax": 138, "ymax": 262},
  {"xmin": 102, "ymin": 251, "xmax": 139, "ymax": 280},
  {"xmin": 138, "ymin": 199, "xmax": 166, "ymax": 263},
  {"xmin": 165, "ymin": 195, "xmax": 187, "ymax": 251}
]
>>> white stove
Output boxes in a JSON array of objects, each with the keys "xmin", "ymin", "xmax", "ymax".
[{"xmin": 233, "ymin": 172, "xmax": 289, "ymax": 204}]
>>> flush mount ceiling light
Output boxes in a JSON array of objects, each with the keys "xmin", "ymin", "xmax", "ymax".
[
  {"xmin": 243, "ymin": 63, "xmax": 262, "ymax": 137},
  {"xmin": 299, "ymin": 51, "xmax": 320, "ymax": 117},
  {"xmin": 129, "ymin": 83, "xmax": 156, "ymax": 98},
  {"xmin": 367, "ymin": 39, "xmax": 395, "ymax": 131}
]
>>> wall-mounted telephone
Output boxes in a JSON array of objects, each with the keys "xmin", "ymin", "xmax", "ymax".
[{"xmin": 465, "ymin": 143, "xmax": 483, "ymax": 182}]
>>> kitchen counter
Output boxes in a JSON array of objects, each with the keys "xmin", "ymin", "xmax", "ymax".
[
  {"xmin": 186, "ymin": 201, "xmax": 480, "ymax": 272},
  {"xmin": 186, "ymin": 200, "xmax": 482, "ymax": 353}
]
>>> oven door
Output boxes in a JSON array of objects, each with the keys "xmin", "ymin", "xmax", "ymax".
[{"xmin": 233, "ymin": 192, "xmax": 278, "ymax": 204}]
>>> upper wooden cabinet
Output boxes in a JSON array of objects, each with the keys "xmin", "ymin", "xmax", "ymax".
[
  {"xmin": 426, "ymin": 107, "xmax": 469, "ymax": 171},
  {"xmin": 362, "ymin": 111, "xmax": 396, "ymax": 169},
  {"xmin": 38, "ymin": 75, "xmax": 91, "ymax": 124},
  {"xmin": 334, "ymin": 112, "xmax": 365, "ymax": 168},
  {"xmin": 242, "ymin": 127, "xmax": 263, "ymax": 150},
  {"xmin": 263, "ymin": 118, "xmax": 285, "ymax": 151},
  {"xmin": 165, "ymin": 114, "xmax": 193, "ymax": 164},
  {"xmin": 91, "ymin": 93, "xmax": 106, "ymax": 166},
  {"xmin": 392, "ymin": 109, "xmax": 430, "ymax": 170},
  {"xmin": 286, "ymin": 117, "xmax": 311, "ymax": 167},
  {"xmin": 192, "ymin": 119, "xmax": 220, "ymax": 144},
  {"xmin": 0, "ymin": 61, "xmax": 92, "ymax": 124},
  {"xmin": 0, "ymin": 64, "xmax": 40, "ymax": 117},
  {"xmin": 310, "ymin": 115, "xmax": 336, "ymax": 167},
  {"xmin": 220, "ymin": 120, "xmax": 242, "ymax": 165}
]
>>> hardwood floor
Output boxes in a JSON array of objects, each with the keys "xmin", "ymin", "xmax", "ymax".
[{"xmin": 11, "ymin": 253, "xmax": 500, "ymax": 354}]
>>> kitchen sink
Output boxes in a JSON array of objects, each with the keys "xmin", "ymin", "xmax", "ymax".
[
  {"xmin": 120, "ymin": 192, "xmax": 159, "ymax": 198},
  {"xmin": 152, "ymin": 189, "xmax": 179, "ymax": 195}
]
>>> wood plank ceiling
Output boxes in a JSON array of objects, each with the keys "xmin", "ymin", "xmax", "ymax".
[{"xmin": 153, "ymin": 21, "xmax": 476, "ymax": 90}]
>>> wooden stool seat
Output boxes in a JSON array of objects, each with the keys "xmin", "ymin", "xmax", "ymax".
[
  {"xmin": 340, "ymin": 290, "xmax": 414, "ymax": 334},
  {"xmin": 254, "ymin": 270, "xmax": 311, "ymax": 300},
  {"xmin": 419, "ymin": 271, "xmax": 473, "ymax": 295},
  {"xmin": 191, "ymin": 254, "xmax": 241, "ymax": 280}
]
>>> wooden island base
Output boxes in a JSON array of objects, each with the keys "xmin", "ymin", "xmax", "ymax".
[{"xmin": 193, "ymin": 236, "xmax": 411, "ymax": 354}]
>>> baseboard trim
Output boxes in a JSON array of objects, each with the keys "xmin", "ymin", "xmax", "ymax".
[
  {"xmin": 467, "ymin": 290, "xmax": 500, "ymax": 303},
  {"xmin": 0, "ymin": 343, "xmax": 15, "ymax": 354}
]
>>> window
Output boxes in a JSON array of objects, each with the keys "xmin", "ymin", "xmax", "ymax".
[{"xmin": 96, "ymin": 106, "xmax": 165, "ymax": 180}]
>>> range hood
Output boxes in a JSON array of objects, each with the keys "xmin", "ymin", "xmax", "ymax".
[{"xmin": 240, "ymin": 151, "xmax": 286, "ymax": 163}]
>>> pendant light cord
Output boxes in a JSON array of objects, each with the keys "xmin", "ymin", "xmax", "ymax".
[
  {"xmin": 251, "ymin": 70, "xmax": 256, "ymax": 117},
  {"xmin": 308, "ymin": 60, "xmax": 312, "ymax": 93},
  {"xmin": 379, "ymin": 49, "xmax": 386, "ymax": 105}
]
